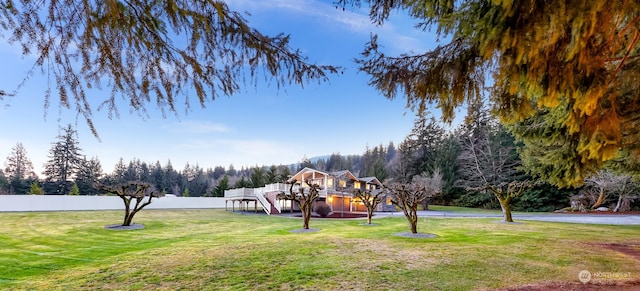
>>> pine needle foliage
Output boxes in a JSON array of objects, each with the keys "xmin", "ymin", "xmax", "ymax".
[
  {"xmin": 0, "ymin": 0, "xmax": 338, "ymax": 136},
  {"xmin": 340, "ymin": 0, "xmax": 640, "ymax": 186}
]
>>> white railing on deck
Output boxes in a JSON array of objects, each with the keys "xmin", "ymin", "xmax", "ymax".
[
  {"xmin": 264, "ymin": 183, "xmax": 288, "ymax": 192},
  {"xmin": 262, "ymin": 183, "xmax": 303, "ymax": 194},
  {"xmin": 224, "ymin": 188, "xmax": 255, "ymax": 199},
  {"xmin": 254, "ymin": 188, "xmax": 272, "ymax": 215},
  {"xmin": 273, "ymin": 199, "xmax": 282, "ymax": 213},
  {"xmin": 261, "ymin": 184, "xmax": 284, "ymax": 214},
  {"xmin": 225, "ymin": 183, "xmax": 330, "ymax": 214}
]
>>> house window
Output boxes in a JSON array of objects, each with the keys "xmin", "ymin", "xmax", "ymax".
[
  {"xmin": 327, "ymin": 177, "xmax": 333, "ymax": 187},
  {"xmin": 386, "ymin": 197, "xmax": 392, "ymax": 205},
  {"xmin": 365, "ymin": 184, "xmax": 370, "ymax": 190},
  {"xmin": 354, "ymin": 181, "xmax": 361, "ymax": 189},
  {"xmin": 339, "ymin": 180, "xmax": 347, "ymax": 188},
  {"xmin": 310, "ymin": 179, "xmax": 323, "ymax": 186}
]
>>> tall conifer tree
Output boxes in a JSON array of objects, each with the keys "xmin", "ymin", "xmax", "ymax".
[{"xmin": 43, "ymin": 125, "xmax": 83, "ymax": 194}]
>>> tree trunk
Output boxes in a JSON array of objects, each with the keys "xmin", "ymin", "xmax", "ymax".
[
  {"xmin": 494, "ymin": 191, "xmax": 514, "ymax": 223},
  {"xmin": 592, "ymin": 188, "xmax": 605, "ymax": 209},
  {"xmin": 302, "ymin": 203, "xmax": 311, "ymax": 229},
  {"xmin": 613, "ymin": 195, "xmax": 623, "ymax": 212},
  {"xmin": 410, "ymin": 209, "xmax": 418, "ymax": 233},
  {"xmin": 410, "ymin": 217, "xmax": 418, "ymax": 233},
  {"xmin": 367, "ymin": 208, "xmax": 373, "ymax": 224},
  {"xmin": 498, "ymin": 198, "xmax": 513, "ymax": 222},
  {"xmin": 124, "ymin": 212, "xmax": 134, "ymax": 226},
  {"xmin": 500, "ymin": 203, "xmax": 513, "ymax": 222},
  {"xmin": 121, "ymin": 196, "xmax": 132, "ymax": 226},
  {"xmin": 303, "ymin": 210, "xmax": 310, "ymax": 229}
]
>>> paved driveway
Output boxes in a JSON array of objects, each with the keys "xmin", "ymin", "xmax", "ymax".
[{"xmin": 378, "ymin": 211, "xmax": 640, "ymax": 225}]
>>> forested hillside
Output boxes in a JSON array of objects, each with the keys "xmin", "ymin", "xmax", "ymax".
[{"xmin": 3, "ymin": 110, "xmax": 639, "ymax": 212}]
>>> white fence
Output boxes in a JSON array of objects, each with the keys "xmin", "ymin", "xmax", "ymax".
[{"xmin": 0, "ymin": 195, "xmax": 226, "ymax": 212}]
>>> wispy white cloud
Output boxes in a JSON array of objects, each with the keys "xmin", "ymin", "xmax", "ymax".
[
  {"xmin": 181, "ymin": 138, "xmax": 290, "ymax": 156},
  {"xmin": 167, "ymin": 120, "xmax": 231, "ymax": 134},
  {"xmin": 226, "ymin": 0, "xmax": 434, "ymax": 55},
  {"xmin": 385, "ymin": 34, "xmax": 432, "ymax": 55},
  {"xmin": 227, "ymin": 0, "xmax": 371, "ymax": 33},
  {"xmin": 175, "ymin": 137, "xmax": 300, "ymax": 167}
]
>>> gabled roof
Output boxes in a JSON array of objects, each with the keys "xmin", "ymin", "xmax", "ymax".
[
  {"xmin": 287, "ymin": 167, "xmax": 330, "ymax": 183},
  {"xmin": 330, "ymin": 170, "xmax": 359, "ymax": 182},
  {"xmin": 359, "ymin": 176, "xmax": 383, "ymax": 186},
  {"xmin": 287, "ymin": 167, "xmax": 381, "ymax": 185}
]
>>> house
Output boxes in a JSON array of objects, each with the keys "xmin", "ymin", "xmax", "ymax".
[{"xmin": 224, "ymin": 167, "xmax": 396, "ymax": 215}]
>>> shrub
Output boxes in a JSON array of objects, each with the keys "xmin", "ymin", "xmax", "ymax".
[
  {"xmin": 314, "ymin": 201, "xmax": 331, "ymax": 218},
  {"xmin": 29, "ymin": 181, "xmax": 44, "ymax": 195},
  {"xmin": 68, "ymin": 183, "xmax": 80, "ymax": 196}
]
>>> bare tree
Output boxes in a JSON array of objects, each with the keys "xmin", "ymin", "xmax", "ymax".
[
  {"xmin": 353, "ymin": 188, "xmax": 384, "ymax": 224},
  {"xmin": 584, "ymin": 170, "xmax": 639, "ymax": 212},
  {"xmin": 457, "ymin": 121, "xmax": 532, "ymax": 222},
  {"xmin": 283, "ymin": 180, "xmax": 320, "ymax": 229},
  {"xmin": 388, "ymin": 172, "xmax": 441, "ymax": 234},
  {"xmin": 584, "ymin": 170, "xmax": 616, "ymax": 210},
  {"xmin": 100, "ymin": 182, "xmax": 161, "ymax": 226}
]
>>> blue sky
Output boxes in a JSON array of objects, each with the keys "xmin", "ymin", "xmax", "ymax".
[{"xmin": 0, "ymin": 0, "xmax": 446, "ymax": 176}]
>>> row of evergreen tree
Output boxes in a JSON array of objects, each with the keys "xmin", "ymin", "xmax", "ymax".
[
  {"xmin": 2, "ymin": 105, "xmax": 639, "ymax": 211},
  {"xmin": 0, "ymin": 125, "xmax": 302, "ymax": 197}
]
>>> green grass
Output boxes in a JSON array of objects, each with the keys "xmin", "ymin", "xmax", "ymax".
[
  {"xmin": 428, "ymin": 205, "xmax": 505, "ymax": 213},
  {"xmin": 0, "ymin": 209, "xmax": 638, "ymax": 290},
  {"xmin": 429, "ymin": 205, "xmax": 551, "ymax": 215}
]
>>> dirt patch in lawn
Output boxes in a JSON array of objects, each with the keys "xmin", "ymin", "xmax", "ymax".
[
  {"xmin": 496, "ymin": 242, "xmax": 640, "ymax": 291},
  {"xmin": 599, "ymin": 242, "xmax": 640, "ymax": 261},
  {"xmin": 496, "ymin": 280, "xmax": 640, "ymax": 291}
]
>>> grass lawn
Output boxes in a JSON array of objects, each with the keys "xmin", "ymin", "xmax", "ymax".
[
  {"xmin": 428, "ymin": 205, "xmax": 507, "ymax": 214},
  {"xmin": 0, "ymin": 209, "xmax": 638, "ymax": 290},
  {"xmin": 428, "ymin": 205, "xmax": 550, "ymax": 215}
]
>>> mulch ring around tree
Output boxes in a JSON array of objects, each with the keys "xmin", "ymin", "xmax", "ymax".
[
  {"xmin": 292, "ymin": 212, "xmax": 368, "ymax": 219},
  {"xmin": 393, "ymin": 232, "xmax": 437, "ymax": 239},
  {"xmin": 104, "ymin": 223, "xmax": 145, "ymax": 230},
  {"xmin": 495, "ymin": 242, "xmax": 640, "ymax": 291}
]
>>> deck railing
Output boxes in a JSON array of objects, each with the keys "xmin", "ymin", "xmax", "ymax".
[
  {"xmin": 273, "ymin": 198, "xmax": 282, "ymax": 213},
  {"xmin": 263, "ymin": 183, "xmax": 287, "ymax": 192},
  {"xmin": 225, "ymin": 183, "xmax": 328, "ymax": 214},
  {"xmin": 253, "ymin": 188, "xmax": 272, "ymax": 215},
  {"xmin": 224, "ymin": 187, "xmax": 255, "ymax": 199}
]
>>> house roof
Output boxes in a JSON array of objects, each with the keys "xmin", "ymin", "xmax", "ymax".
[
  {"xmin": 288, "ymin": 167, "xmax": 382, "ymax": 185},
  {"xmin": 330, "ymin": 170, "xmax": 359, "ymax": 182},
  {"xmin": 287, "ymin": 167, "xmax": 330, "ymax": 183},
  {"xmin": 359, "ymin": 176, "xmax": 383, "ymax": 186}
]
